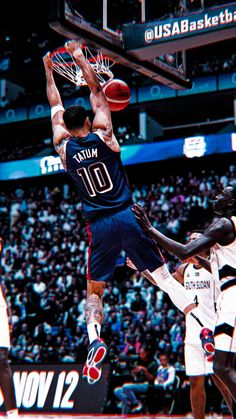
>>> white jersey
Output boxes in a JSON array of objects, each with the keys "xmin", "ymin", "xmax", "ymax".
[
  {"xmin": 210, "ymin": 216, "xmax": 236, "ymax": 288},
  {"xmin": 184, "ymin": 264, "xmax": 220, "ymax": 344},
  {"xmin": 210, "ymin": 216, "xmax": 236, "ymax": 353}
]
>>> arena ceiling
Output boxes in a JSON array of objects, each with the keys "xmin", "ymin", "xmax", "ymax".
[{"xmin": 0, "ymin": 0, "xmax": 235, "ymax": 131}]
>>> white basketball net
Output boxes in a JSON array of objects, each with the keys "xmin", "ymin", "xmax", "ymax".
[{"xmin": 50, "ymin": 46, "xmax": 115, "ymax": 86}]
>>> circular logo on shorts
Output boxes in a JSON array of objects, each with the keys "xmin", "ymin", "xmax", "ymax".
[{"xmin": 145, "ymin": 29, "xmax": 154, "ymax": 43}]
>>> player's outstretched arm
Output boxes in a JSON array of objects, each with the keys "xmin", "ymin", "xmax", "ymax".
[
  {"xmin": 43, "ymin": 53, "xmax": 69, "ymax": 146},
  {"xmin": 43, "ymin": 53, "xmax": 63, "ymax": 108},
  {"xmin": 172, "ymin": 263, "xmax": 187, "ymax": 284},
  {"xmin": 132, "ymin": 203, "xmax": 229, "ymax": 260},
  {"xmin": 65, "ymin": 40, "xmax": 119, "ymax": 152},
  {"xmin": 126, "ymin": 257, "xmax": 137, "ymax": 270},
  {"xmin": 65, "ymin": 41, "xmax": 101, "ymax": 94},
  {"xmin": 126, "ymin": 257, "xmax": 160, "ymax": 286},
  {"xmin": 188, "ymin": 255, "xmax": 212, "ymax": 273},
  {"xmin": 128, "ymin": 254, "xmax": 186, "ymax": 286}
]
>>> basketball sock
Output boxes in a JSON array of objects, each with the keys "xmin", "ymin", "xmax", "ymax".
[{"xmin": 87, "ymin": 322, "xmax": 101, "ymax": 344}]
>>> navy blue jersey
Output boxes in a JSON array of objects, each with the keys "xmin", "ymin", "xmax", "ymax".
[{"xmin": 65, "ymin": 132, "xmax": 132, "ymax": 221}]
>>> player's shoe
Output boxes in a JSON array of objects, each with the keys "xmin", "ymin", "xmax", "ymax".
[
  {"xmin": 200, "ymin": 327, "xmax": 215, "ymax": 362},
  {"xmin": 82, "ymin": 338, "xmax": 108, "ymax": 385},
  {"xmin": 131, "ymin": 402, "xmax": 143, "ymax": 413},
  {"xmin": 6, "ymin": 410, "xmax": 19, "ymax": 418}
]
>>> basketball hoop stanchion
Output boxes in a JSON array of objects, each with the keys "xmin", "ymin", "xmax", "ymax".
[{"xmin": 50, "ymin": 45, "xmax": 115, "ymax": 86}]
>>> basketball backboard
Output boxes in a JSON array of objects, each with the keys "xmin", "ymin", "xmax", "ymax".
[{"xmin": 48, "ymin": 0, "xmax": 191, "ymax": 90}]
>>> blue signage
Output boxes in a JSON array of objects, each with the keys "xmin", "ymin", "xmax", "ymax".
[{"xmin": 0, "ymin": 133, "xmax": 235, "ymax": 181}]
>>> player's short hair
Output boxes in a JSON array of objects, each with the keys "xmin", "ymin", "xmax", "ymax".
[{"xmin": 63, "ymin": 105, "xmax": 88, "ymax": 130}]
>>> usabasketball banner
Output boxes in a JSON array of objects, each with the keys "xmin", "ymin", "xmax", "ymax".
[
  {"xmin": 123, "ymin": 3, "xmax": 236, "ymax": 57},
  {"xmin": 0, "ymin": 363, "xmax": 110, "ymax": 413}
]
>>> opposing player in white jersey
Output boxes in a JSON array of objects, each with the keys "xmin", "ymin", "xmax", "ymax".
[
  {"xmin": 127, "ymin": 231, "xmax": 232, "ymax": 419},
  {"xmin": 0, "ymin": 238, "xmax": 19, "ymax": 419},
  {"xmin": 133, "ymin": 186, "xmax": 236, "ymax": 409},
  {"xmin": 174, "ymin": 231, "xmax": 227, "ymax": 419}
]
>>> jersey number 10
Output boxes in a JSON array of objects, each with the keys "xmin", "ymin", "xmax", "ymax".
[{"xmin": 77, "ymin": 162, "xmax": 113, "ymax": 197}]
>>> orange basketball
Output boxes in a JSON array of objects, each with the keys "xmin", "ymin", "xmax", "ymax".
[{"xmin": 103, "ymin": 79, "xmax": 131, "ymax": 112}]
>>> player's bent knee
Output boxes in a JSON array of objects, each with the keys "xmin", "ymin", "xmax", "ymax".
[
  {"xmin": 189, "ymin": 375, "xmax": 205, "ymax": 389},
  {"xmin": 87, "ymin": 280, "xmax": 106, "ymax": 298}
]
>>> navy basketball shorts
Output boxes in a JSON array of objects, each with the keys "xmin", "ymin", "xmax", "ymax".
[{"xmin": 86, "ymin": 206, "xmax": 165, "ymax": 282}]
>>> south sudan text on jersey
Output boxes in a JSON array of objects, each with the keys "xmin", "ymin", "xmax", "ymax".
[{"xmin": 185, "ymin": 280, "xmax": 211, "ymax": 290}]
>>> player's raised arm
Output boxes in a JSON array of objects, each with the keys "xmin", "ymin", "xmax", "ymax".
[
  {"xmin": 132, "ymin": 203, "xmax": 231, "ymax": 260},
  {"xmin": 65, "ymin": 41, "xmax": 101, "ymax": 95},
  {"xmin": 43, "ymin": 52, "xmax": 69, "ymax": 147},
  {"xmin": 172, "ymin": 263, "xmax": 187, "ymax": 284},
  {"xmin": 65, "ymin": 40, "xmax": 120, "ymax": 152}
]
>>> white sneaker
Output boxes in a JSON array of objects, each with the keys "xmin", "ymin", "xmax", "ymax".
[{"xmin": 6, "ymin": 409, "xmax": 19, "ymax": 418}]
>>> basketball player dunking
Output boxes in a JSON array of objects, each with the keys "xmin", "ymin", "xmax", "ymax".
[
  {"xmin": 0, "ymin": 238, "xmax": 19, "ymax": 419},
  {"xmin": 43, "ymin": 39, "xmax": 215, "ymax": 385},
  {"xmin": 133, "ymin": 186, "xmax": 236, "ymax": 409}
]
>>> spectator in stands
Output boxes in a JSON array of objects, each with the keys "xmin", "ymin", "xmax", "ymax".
[
  {"xmin": 130, "ymin": 292, "xmax": 147, "ymax": 315},
  {"xmin": 150, "ymin": 353, "xmax": 176, "ymax": 413},
  {"xmin": 32, "ymin": 273, "xmax": 46, "ymax": 296},
  {"xmin": 0, "ymin": 163, "xmax": 235, "ymax": 385},
  {"xmin": 114, "ymin": 343, "xmax": 158, "ymax": 413}
]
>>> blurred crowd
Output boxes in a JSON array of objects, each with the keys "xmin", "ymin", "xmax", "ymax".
[
  {"xmin": 0, "ymin": 140, "xmax": 49, "ymax": 163},
  {"xmin": 191, "ymin": 52, "xmax": 236, "ymax": 77},
  {"xmin": 0, "ymin": 126, "xmax": 141, "ymax": 163},
  {"xmin": 1, "ymin": 163, "xmax": 236, "ymax": 369}
]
